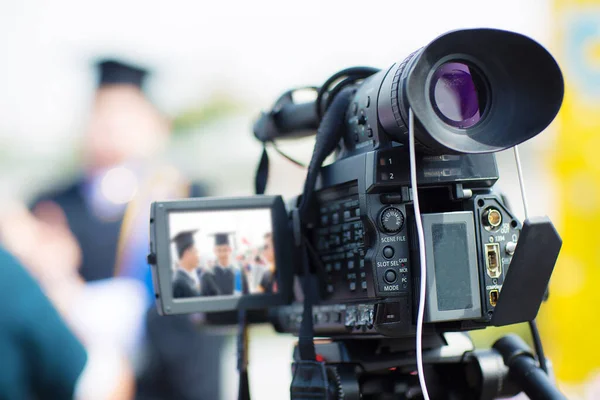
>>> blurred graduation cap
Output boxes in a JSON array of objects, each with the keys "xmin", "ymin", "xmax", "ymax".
[
  {"xmin": 96, "ymin": 59, "xmax": 148, "ymax": 88},
  {"xmin": 209, "ymin": 232, "xmax": 236, "ymax": 247},
  {"xmin": 171, "ymin": 229, "xmax": 198, "ymax": 258}
]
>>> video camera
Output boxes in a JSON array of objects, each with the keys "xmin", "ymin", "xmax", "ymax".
[{"xmin": 147, "ymin": 28, "xmax": 566, "ymax": 399}]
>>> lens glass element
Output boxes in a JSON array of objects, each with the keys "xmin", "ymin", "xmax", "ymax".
[{"xmin": 430, "ymin": 62, "xmax": 486, "ymax": 128}]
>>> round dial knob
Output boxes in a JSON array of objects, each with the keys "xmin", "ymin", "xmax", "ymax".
[{"xmin": 380, "ymin": 207, "xmax": 405, "ymax": 234}]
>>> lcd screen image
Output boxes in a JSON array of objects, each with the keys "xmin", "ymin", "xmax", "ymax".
[{"xmin": 169, "ymin": 209, "xmax": 276, "ymax": 300}]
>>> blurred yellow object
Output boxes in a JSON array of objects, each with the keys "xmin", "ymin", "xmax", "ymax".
[{"xmin": 539, "ymin": 0, "xmax": 600, "ymax": 385}]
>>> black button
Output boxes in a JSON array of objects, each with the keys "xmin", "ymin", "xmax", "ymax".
[
  {"xmin": 348, "ymin": 260, "xmax": 354, "ymax": 269},
  {"xmin": 332, "ymin": 213, "xmax": 340, "ymax": 224},
  {"xmin": 384, "ymin": 269, "xmax": 397, "ymax": 284},
  {"xmin": 366, "ymin": 96, "xmax": 371, "ymax": 108},
  {"xmin": 358, "ymin": 114, "xmax": 367, "ymax": 125},
  {"xmin": 375, "ymin": 302, "xmax": 403, "ymax": 324},
  {"xmin": 383, "ymin": 246, "xmax": 394, "ymax": 259},
  {"xmin": 349, "ymin": 281, "xmax": 356, "ymax": 291},
  {"xmin": 342, "ymin": 231, "xmax": 351, "ymax": 244},
  {"xmin": 367, "ymin": 128, "xmax": 373, "ymax": 137},
  {"xmin": 352, "ymin": 102, "xmax": 358, "ymax": 115},
  {"xmin": 380, "ymin": 193, "xmax": 403, "ymax": 204},
  {"xmin": 361, "ymin": 281, "xmax": 368, "ymax": 291}
]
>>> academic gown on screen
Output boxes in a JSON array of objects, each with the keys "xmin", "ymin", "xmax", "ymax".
[
  {"xmin": 172, "ymin": 269, "xmax": 200, "ymax": 299},
  {"xmin": 200, "ymin": 266, "xmax": 248, "ymax": 296}
]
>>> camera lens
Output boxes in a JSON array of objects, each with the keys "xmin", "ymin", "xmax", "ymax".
[
  {"xmin": 377, "ymin": 28, "xmax": 563, "ymax": 153},
  {"xmin": 430, "ymin": 62, "xmax": 486, "ymax": 129}
]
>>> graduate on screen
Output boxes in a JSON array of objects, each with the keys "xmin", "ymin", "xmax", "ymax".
[
  {"xmin": 200, "ymin": 233, "xmax": 248, "ymax": 296},
  {"xmin": 258, "ymin": 232, "xmax": 278, "ymax": 294},
  {"xmin": 171, "ymin": 230, "xmax": 201, "ymax": 298}
]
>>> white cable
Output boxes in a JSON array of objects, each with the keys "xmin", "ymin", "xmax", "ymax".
[
  {"xmin": 409, "ymin": 108, "xmax": 430, "ymax": 400},
  {"xmin": 513, "ymin": 146, "xmax": 529, "ymax": 219}
]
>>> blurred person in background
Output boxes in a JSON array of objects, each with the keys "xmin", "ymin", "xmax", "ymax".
[
  {"xmin": 30, "ymin": 60, "xmax": 161, "ymax": 282},
  {"xmin": 0, "ymin": 58, "xmax": 226, "ymax": 399}
]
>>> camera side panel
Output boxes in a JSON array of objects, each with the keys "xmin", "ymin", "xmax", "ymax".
[{"xmin": 421, "ymin": 212, "xmax": 482, "ymax": 323}]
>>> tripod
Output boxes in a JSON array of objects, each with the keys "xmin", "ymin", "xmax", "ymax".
[{"xmin": 290, "ymin": 333, "xmax": 566, "ymax": 400}]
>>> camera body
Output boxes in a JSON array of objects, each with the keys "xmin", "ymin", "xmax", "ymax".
[{"xmin": 271, "ymin": 102, "xmax": 520, "ymax": 338}]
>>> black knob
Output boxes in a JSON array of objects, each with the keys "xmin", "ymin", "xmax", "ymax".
[{"xmin": 380, "ymin": 207, "xmax": 405, "ymax": 234}]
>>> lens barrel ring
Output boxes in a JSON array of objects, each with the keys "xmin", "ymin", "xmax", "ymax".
[
  {"xmin": 380, "ymin": 48, "xmax": 438, "ymax": 153},
  {"xmin": 389, "ymin": 48, "xmax": 422, "ymax": 133}
]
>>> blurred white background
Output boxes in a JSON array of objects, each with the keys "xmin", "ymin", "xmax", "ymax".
[
  {"xmin": 0, "ymin": 0, "xmax": 556, "ymax": 215},
  {"xmin": 169, "ymin": 209, "xmax": 272, "ymax": 262}
]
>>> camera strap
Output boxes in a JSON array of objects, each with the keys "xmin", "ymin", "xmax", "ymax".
[
  {"xmin": 296, "ymin": 86, "xmax": 354, "ymax": 360},
  {"xmin": 255, "ymin": 147, "xmax": 270, "ymax": 196},
  {"xmin": 289, "ymin": 87, "xmax": 354, "ymax": 400}
]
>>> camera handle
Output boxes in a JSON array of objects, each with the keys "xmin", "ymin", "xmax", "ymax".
[{"xmin": 253, "ymin": 87, "xmax": 320, "ymax": 195}]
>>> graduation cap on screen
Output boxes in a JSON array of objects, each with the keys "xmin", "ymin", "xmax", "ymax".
[
  {"xmin": 96, "ymin": 59, "xmax": 148, "ymax": 88},
  {"xmin": 171, "ymin": 230, "xmax": 198, "ymax": 258},
  {"xmin": 209, "ymin": 232, "xmax": 236, "ymax": 247}
]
